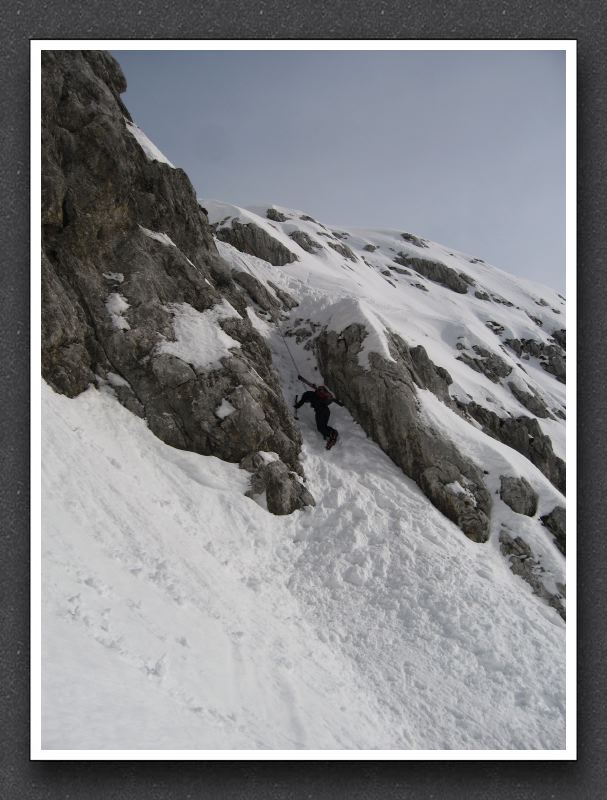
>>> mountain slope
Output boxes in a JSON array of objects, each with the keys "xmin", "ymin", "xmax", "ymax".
[
  {"xmin": 43, "ymin": 379, "xmax": 565, "ymax": 749},
  {"xmin": 40, "ymin": 51, "xmax": 567, "ymax": 751}
]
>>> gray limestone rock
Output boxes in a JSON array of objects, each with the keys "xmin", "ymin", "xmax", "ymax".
[
  {"xmin": 499, "ymin": 530, "xmax": 565, "ymax": 620},
  {"xmin": 499, "ymin": 476, "xmax": 539, "ymax": 516},
  {"xmin": 233, "ymin": 271, "xmax": 282, "ymax": 319},
  {"xmin": 41, "ymin": 50, "xmax": 307, "ymax": 511},
  {"xmin": 540, "ymin": 506, "xmax": 566, "ymax": 555},
  {"xmin": 289, "ymin": 230, "xmax": 323, "ymax": 254},
  {"xmin": 314, "ymin": 324, "xmax": 491, "ymax": 541},
  {"xmin": 241, "ymin": 452, "xmax": 315, "ymax": 515},
  {"xmin": 266, "ymin": 208, "xmax": 289, "ymax": 222},
  {"xmin": 463, "ymin": 402, "xmax": 565, "ymax": 494},
  {"xmin": 267, "ymin": 281, "xmax": 299, "ymax": 310},
  {"xmin": 327, "ymin": 240, "xmax": 358, "ymax": 262},
  {"xmin": 508, "ymin": 382, "xmax": 553, "ymax": 419},
  {"xmin": 506, "ymin": 337, "xmax": 565, "ymax": 384},
  {"xmin": 215, "ymin": 220, "xmax": 298, "ymax": 266},
  {"xmin": 400, "ymin": 232, "xmax": 428, "ymax": 248},
  {"xmin": 457, "ymin": 345, "xmax": 512, "ymax": 383},
  {"xmin": 552, "ymin": 329, "xmax": 566, "ymax": 349},
  {"xmin": 394, "ymin": 253, "xmax": 469, "ymax": 294}
]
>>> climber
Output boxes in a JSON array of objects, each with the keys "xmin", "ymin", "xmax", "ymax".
[{"xmin": 295, "ymin": 375, "xmax": 343, "ymax": 449}]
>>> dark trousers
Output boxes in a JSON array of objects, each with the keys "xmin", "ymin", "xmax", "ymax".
[{"xmin": 315, "ymin": 408, "xmax": 336, "ymax": 439}]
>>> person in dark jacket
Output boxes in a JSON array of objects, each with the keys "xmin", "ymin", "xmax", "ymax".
[{"xmin": 295, "ymin": 376, "xmax": 343, "ymax": 446}]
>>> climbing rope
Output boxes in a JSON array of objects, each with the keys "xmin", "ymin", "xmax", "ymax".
[{"xmin": 277, "ymin": 324, "xmax": 303, "ymax": 378}]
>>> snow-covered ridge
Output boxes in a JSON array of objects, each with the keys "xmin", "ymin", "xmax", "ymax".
[{"xmin": 208, "ymin": 200, "xmax": 566, "ymax": 439}]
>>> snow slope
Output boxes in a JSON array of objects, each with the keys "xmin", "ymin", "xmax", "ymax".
[
  {"xmin": 41, "ymin": 200, "xmax": 567, "ymax": 752},
  {"xmin": 43, "ymin": 380, "xmax": 564, "ymax": 750}
]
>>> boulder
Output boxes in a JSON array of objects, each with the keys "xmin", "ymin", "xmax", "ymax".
[
  {"xmin": 499, "ymin": 476, "xmax": 539, "ymax": 516},
  {"xmin": 241, "ymin": 452, "xmax": 315, "ymax": 515}
]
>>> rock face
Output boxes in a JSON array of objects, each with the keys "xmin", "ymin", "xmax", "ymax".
[
  {"xmin": 400, "ymin": 232, "xmax": 428, "ymax": 248},
  {"xmin": 499, "ymin": 531, "xmax": 565, "ymax": 620},
  {"xmin": 215, "ymin": 219, "xmax": 298, "ymax": 266},
  {"xmin": 41, "ymin": 50, "xmax": 312, "ymax": 509},
  {"xmin": 289, "ymin": 230, "xmax": 323, "ymax": 254},
  {"xmin": 393, "ymin": 253, "xmax": 470, "ymax": 294},
  {"xmin": 499, "ymin": 476, "xmax": 538, "ymax": 516},
  {"xmin": 240, "ymin": 452, "xmax": 315, "ymax": 515},
  {"xmin": 541, "ymin": 506, "xmax": 566, "ymax": 555},
  {"xmin": 508, "ymin": 382, "xmax": 552, "ymax": 419},
  {"xmin": 327, "ymin": 241, "xmax": 358, "ymax": 262},
  {"xmin": 457, "ymin": 345, "xmax": 512, "ymax": 383},
  {"xmin": 266, "ymin": 207, "xmax": 289, "ymax": 222},
  {"xmin": 506, "ymin": 338, "xmax": 565, "ymax": 384},
  {"xmin": 315, "ymin": 325, "xmax": 491, "ymax": 542},
  {"xmin": 463, "ymin": 402, "xmax": 565, "ymax": 495}
]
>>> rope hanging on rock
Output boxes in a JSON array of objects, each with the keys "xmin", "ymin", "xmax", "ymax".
[{"xmin": 278, "ymin": 325, "xmax": 303, "ymax": 378}]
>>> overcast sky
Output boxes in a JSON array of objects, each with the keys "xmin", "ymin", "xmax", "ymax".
[{"xmin": 113, "ymin": 49, "xmax": 566, "ymax": 292}]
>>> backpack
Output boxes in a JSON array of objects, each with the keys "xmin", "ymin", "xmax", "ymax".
[{"xmin": 315, "ymin": 385, "xmax": 333, "ymax": 400}]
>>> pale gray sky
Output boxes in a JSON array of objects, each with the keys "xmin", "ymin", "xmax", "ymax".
[{"xmin": 113, "ymin": 49, "xmax": 566, "ymax": 292}]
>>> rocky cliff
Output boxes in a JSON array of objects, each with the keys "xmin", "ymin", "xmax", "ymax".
[{"xmin": 41, "ymin": 50, "xmax": 311, "ymax": 514}]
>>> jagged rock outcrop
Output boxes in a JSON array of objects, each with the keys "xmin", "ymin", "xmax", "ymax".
[
  {"xmin": 508, "ymin": 382, "xmax": 552, "ymax": 419},
  {"xmin": 215, "ymin": 219, "xmax": 298, "ymax": 266},
  {"xmin": 540, "ymin": 506, "xmax": 566, "ymax": 555},
  {"xmin": 499, "ymin": 531, "xmax": 565, "ymax": 620},
  {"xmin": 400, "ymin": 232, "xmax": 428, "ymax": 248},
  {"xmin": 315, "ymin": 324, "xmax": 491, "ymax": 542},
  {"xmin": 266, "ymin": 207, "xmax": 289, "ymax": 222},
  {"xmin": 463, "ymin": 402, "xmax": 565, "ymax": 494},
  {"xmin": 506, "ymin": 337, "xmax": 565, "ymax": 384},
  {"xmin": 327, "ymin": 241, "xmax": 358, "ymax": 262},
  {"xmin": 232, "ymin": 271, "xmax": 282, "ymax": 319},
  {"xmin": 289, "ymin": 230, "xmax": 323, "ymax": 254},
  {"xmin": 457, "ymin": 345, "xmax": 512, "ymax": 383},
  {"xmin": 240, "ymin": 452, "xmax": 315, "ymax": 515},
  {"xmin": 393, "ymin": 253, "xmax": 470, "ymax": 294},
  {"xmin": 41, "ymin": 50, "xmax": 312, "ymax": 509},
  {"xmin": 499, "ymin": 476, "xmax": 538, "ymax": 516},
  {"xmin": 552, "ymin": 329, "xmax": 566, "ymax": 350},
  {"xmin": 267, "ymin": 281, "xmax": 299, "ymax": 310}
]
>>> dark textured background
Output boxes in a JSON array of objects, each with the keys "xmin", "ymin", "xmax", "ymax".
[{"xmin": 2, "ymin": 1, "xmax": 605, "ymax": 797}]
